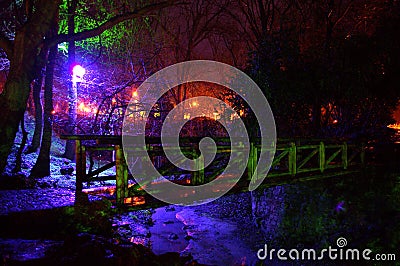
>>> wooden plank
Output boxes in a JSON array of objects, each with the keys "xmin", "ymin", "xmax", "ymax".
[
  {"xmin": 85, "ymin": 146, "xmax": 115, "ymax": 151},
  {"xmin": 348, "ymin": 150, "xmax": 359, "ymax": 164},
  {"xmin": 325, "ymin": 144, "xmax": 342, "ymax": 149},
  {"xmin": 86, "ymin": 161, "xmax": 116, "ymax": 179},
  {"xmin": 342, "ymin": 142, "xmax": 348, "ymax": 169},
  {"xmin": 271, "ymin": 150, "xmax": 289, "ymax": 167},
  {"xmin": 297, "ymin": 148, "xmax": 318, "ymax": 170},
  {"xmin": 319, "ymin": 142, "xmax": 325, "ymax": 173},
  {"xmin": 289, "ymin": 142, "xmax": 296, "ymax": 176},
  {"xmin": 326, "ymin": 148, "xmax": 342, "ymax": 165},
  {"xmin": 297, "ymin": 145, "xmax": 319, "ymax": 150},
  {"xmin": 267, "ymin": 171, "xmax": 293, "ymax": 177},
  {"xmin": 325, "ymin": 164, "xmax": 344, "ymax": 169},
  {"xmin": 61, "ymin": 134, "xmax": 109, "ymax": 141},
  {"xmin": 297, "ymin": 167, "xmax": 321, "ymax": 173}
]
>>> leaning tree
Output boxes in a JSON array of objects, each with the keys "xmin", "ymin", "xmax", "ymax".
[{"xmin": 0, "ymin": 0, "xmax": 176, "ymax": 174}]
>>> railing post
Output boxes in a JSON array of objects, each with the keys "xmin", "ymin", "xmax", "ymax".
[
  {"xmin": 193, "ymin": 153, "xmax": 204, "ymax": 185},
  {"xmin": 342, "ymin": 142, "xmax": 348, "ymax": 170},
  {"xmin": 247, "ymin": 142, "xmax": 258, "ymax": 181},
  {"xmin": 252, "ymin": 142, "xmax": 258, "ymax": 181},
  {"xmin": 75, "ymin": 140, "xmax": 85, "ymax": 204},
  {"xmin": 289, "ymin": 142, "xmax": 296, "ymax": 176},
  {"xmin": 319, "ymin": 142, "xmax": 325, "ymax": 173},
  {"xmin": 115, "ymin": 145, "xmax": 127, "ymax": 205}
]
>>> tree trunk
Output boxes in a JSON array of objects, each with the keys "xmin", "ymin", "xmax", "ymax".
[
  {"xmin": 26, "ymin": 47, "xmax": 49, "ymax": 154},
  {"xmin": 0, "ymin": 0, "xmax": 61, "ymax": 174},
  {"xmin": 13, "ymin": 118, "xmax": 28, "ymax": 173},
  {"xmin": 0, "ymin": 76, "xmax": 32, "ymax": 174},
  {"xmin": 26, "ymin": 77, "xmax": 44, "ymax": 153},
  {"xmin": 30, "ymin": 44, "xmax": 57, "ymax": 178},
  {"xmin": 63, "ymin": 0, "xmax": 78, "ymax": 160}
]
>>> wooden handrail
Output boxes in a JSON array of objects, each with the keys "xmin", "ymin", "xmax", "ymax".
[{"xmin": 63, "ymin": 134, "xmax": 366, "ymax": 206}]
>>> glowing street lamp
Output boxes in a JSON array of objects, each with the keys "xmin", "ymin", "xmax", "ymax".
[
  {"xmin": 71, "ymin": 64, "xmax": 86, "ymax": 118},
  {"xmin": 72, "ymin": 64, "xmax": 86, "ymax": 83}
]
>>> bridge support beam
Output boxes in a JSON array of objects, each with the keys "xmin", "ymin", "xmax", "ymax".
[
  {"xmin": 193, "ymin": 149, "xmax": 205, "ymax": 185},
  {"xmin": 115, "ymin": 145, "xmax": 128, "ymax": 205},
  {"xmin": 75, "ymin": 140, "xmax": 86, "ymax": 204}
]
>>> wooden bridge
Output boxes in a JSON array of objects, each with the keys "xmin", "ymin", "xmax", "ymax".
[{"xmin": 61, "ymin": 135, "xmax": 366, "ymax": 207}]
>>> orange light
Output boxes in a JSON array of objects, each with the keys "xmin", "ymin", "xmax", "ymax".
[
  {"xmin": 78, "ymin": 102, "xmax": 85, "ymax": 111},
  {"xmin": 388, "ymin": 124, "xmax": 400, "ymax": 130},
  {"xmin": 132, "ymin": 91, "xmax": 138, "ymax": 97},
  {"xmin": 124, "ymin": 196, "xmax": 145, "ymax": 205}
]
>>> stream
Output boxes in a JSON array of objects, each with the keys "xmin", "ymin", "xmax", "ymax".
[{"xmin": 113, "ymin": 192, "xmax": 263, "ymax": 266}]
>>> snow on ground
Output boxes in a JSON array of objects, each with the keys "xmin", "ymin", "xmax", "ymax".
[
  {"xmin": 5, "ymin": 114, "xmax": 69, "ymax": 177},
  {"xmin": 1, "ymin": 114, "xmax": 117, "ymax": 215},
  {"xmin": 5, "ymin": 113, "xmax": 117, "ymax": 189}
]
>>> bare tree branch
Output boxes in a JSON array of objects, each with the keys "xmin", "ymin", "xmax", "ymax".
[
  {"xmin": 332, "ymin": 1, "xmax": 353, "ymax": 29},
  {"xmin": 0, "ymin": 33, "xmax": 13, "ymax": 58},
  {"xmin": 46, "ymin": 0, "xmax": 181, "ymax": 47}
]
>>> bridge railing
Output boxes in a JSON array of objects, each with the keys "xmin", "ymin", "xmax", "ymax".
[
  {"xmin": 61, "ymin": 135, "xmax": 366, "ymax": 205},
  {"xmin": 248, "ymin": 141, "xmax": 365, "ymax": 183}
]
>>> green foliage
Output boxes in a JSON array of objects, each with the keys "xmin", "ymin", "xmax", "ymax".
[
  {"xmin": 58, "ymin": 0, "xmax": 146, "ymax": 57},
  {"xmin": 62, "ymin": 199, "xmax": 113, "ymax": 236}
]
